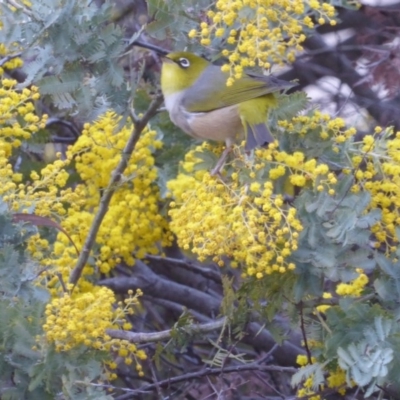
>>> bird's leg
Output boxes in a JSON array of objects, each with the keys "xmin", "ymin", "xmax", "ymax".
[{"xmin": 211, "ymin": 144, "xmax": 233, "ymax": 176}]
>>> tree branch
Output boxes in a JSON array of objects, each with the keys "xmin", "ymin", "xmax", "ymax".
[
  {"xmin": 69, "ymin": 94, "xmax": 164, "ymax": 286},
  {"xmin": 114, "ymin": 362, "xmax": 297, "ymax": 400},
  {"xmin": 100, "ymin": 260, "xmax": 304, "ymax": 366},
  {"xmin": 0, "ymin": 52, "xmax": 22, "ymax": 67},
  {"xmin": 145, "ymin": 254, "xmax": 222, "ymax": 284},
  {"xmin": 283, "ymin": 33, "xmax": 400, "ymax": 130},
  {"xmin": 107, "ymin": 317, "xmax": 226, "ymax": 343},
  {"xmin": 142, "ymin": 296, "xmax": 211, "ymax": 323},
  {"xmin": 99, "ymin": 259, "xmax": 222, "ymax": 316}
]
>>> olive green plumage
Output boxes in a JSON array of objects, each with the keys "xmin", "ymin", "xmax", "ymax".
[{"xmin": 161, "ymin": 51, "xmax": 293, "ymax": 151}]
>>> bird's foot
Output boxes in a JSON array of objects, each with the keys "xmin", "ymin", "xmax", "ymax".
[{"xmin": 210, "ymin": 146, "xmax": 232, "ymax": 176}]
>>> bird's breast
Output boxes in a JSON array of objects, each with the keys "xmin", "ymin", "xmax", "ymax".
[
  {"xmin": 187, "ymin": 106, "xmax": 243, "ymax": 142},
  {"xmin": 164, "ymin": 91, "xmax": 243, "ymax": 142}
]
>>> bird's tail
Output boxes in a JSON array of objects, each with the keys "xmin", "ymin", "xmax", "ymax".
[{"xmin": 244, "ymin": 122, "xmax": 274, "ymax": 151}]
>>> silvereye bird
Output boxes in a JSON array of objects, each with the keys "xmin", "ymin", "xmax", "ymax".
[{"xmin": 160, "ymin": 51, "xmax": 293, "ymax": 173}]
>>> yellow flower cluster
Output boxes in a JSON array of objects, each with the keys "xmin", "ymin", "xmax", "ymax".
[
  {"xmin": 0, "ymin": 80, "xmax": 69, "ymax": 220},
  {"xmin": 0, "ymin": 78, "xmax": 46, "ymax": 157},
  {"xmin": 279, "ymin": 111, "xmax": 356, "ymax": 142},
  {"xmin": 279, "ymin": 111, "xmax": 357, "ymax": 194},
  {"xmin": 336, "ymin": 269, "xmax": 369, "ymax": 297},
  {"xmin": 188, "ymin": 0, "xmax": 336, "ymax": 83},
  {"xmin": 326, "ymin": 367, "xmax": 348, "ymax": 395},
  {"xmin": 59, "ymin": 112, "xmax": 171, "ymax": 275},
  {"xmin": 296, "ymin": 355, "xmax": 320, "ymax": 400},
  {"xmin": 315, "ymin": 292, "xmax": 332, "ymax": 314},
  {"xmin": 1, "ymin": 151, "xmax": 76, "ymax": 216},
  {"xmin": 278, "ymin": 118, "xmax": 400, "ymax": 253},
  {"xmin": 0, "ymin": 83, "xmax": 167, "ymax": 364},
  {"xmin": 266, "ymin": 147, "xmax": 336, "ymax": 193},
  {"xmin": 296, "ymin": 354, "xmax": 315, "ymax": 366},
  {"xmin": 20, "ymin": 111, "xmax": 171, "ymax": 295},
  {"xmin": 0, "ymin": 44, "xmax": 23, "ymax": 76},
  {"xmin": 43, "ymin": 286, "xmax": 147, "ymax": 367},
  {"xmin": 296, "ymin": 377, "xmax": 320, "ymax": 400},
  {"xmin": 34, "ymin": 111, "xmax": 168, "ymax": 363},
  {"xmin": 44, "ymin": 286, "xmax": 116, "ymax": 350},
  {"xmin": 168, "ymin": 142, "xmax": 330, "ymax": 278},
  {"xmin": 350, "ymin": 130, "xmax": 400, "ymax": 252},
  {"xmin": 2, "ymin": 0, "xmax": 32, "ymax": 14},
  {"xmin": 296, "ymin": 356, "xmax": 348, "ymax": 397}
]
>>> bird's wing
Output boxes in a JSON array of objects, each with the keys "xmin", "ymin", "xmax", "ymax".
[{"xmin": 182, "ymin": 66, "xmax": 295, "ymax": 113}]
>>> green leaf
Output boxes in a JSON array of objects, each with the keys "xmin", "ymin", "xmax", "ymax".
[
  {"xmin": 325, "ymin": 211, "xmax": 357, "ymax": 241},
  {"xmin": 374, "ymin": 278, "xmax": 396, "ymax": 301},
  {"xmin": 337, "ymin": 346, "xmax": 353, "ymax": 367},
  {"xmin": 376, "ymin": 253, "xmax": 400, "ymax": 278},
  {"xmin": 337, "ymin": 248, "xmax": 375, "ymax": 271},
  {"xmin": 356, "ymin": 208, "xmax": 381, "ymax": 229},
  {"xmin": 312, "ymin": 246, "xmax": 337, "ymax": 269},
  {"xmin": 293, "ymin": 268, "xmax": 322, "ymax": 301},
  {"xmin": 291, "ymin": 362, "xmax": 322, "ymax": 387},
  {"xmin": 341, "ymin": 192, "xmax": 371, "ymax": 215},
  {"xmin": 335, "ymin": 174, "xmax": 355, "ymax": 197},
  {"xmin": 192, "ymin": 149, "xmax": 219, "ymax": 171},
  {"xmin": 273, "ymin": 91, "xmax": 309, "ymax": 122}
]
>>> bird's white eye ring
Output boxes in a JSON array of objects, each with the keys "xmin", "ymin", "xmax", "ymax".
[{"xmin": 178, "ymin": 58, "xmax": 190, "ymax": 68}]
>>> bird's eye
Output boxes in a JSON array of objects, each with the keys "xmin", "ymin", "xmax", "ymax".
[{"xmin": 178, "ymin": 58, "xmax": 190, "ymax": 68}]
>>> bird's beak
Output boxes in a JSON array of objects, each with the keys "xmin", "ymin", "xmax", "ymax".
[
  {"xmin": 131, "ymin": 40, "xmax": 169, "ymax": 56},
  {"xmin": 161, "ymin": 55, "xmax": 174, "ymax": 64}
]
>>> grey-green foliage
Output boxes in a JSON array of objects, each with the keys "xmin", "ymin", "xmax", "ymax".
[
  {"xmin": 337, "ymin": 317, "xmax": 393, "ymax": 396},
  {"xmin": 146, "ymin": 0, "xmax": 212, "ymax": 49},
  {"xmin": 243, "ymin": 106, "xmax": 400, "ymax": 394},
  {"xmin": 0, "ymin": 202, "xmax": 110, "ymax": 399},
  {"xmin": 0, "ymin": 0, "xmax": 131, "ymax": 121},
  {"xmin": 271, "ymin": 92, "xmax": 309, "ymax": 126},
  {"xmin": 375, "ymin": 253, "xmax": 400, "ymax": 304},
  {"xmin": 294, "ymin": 187, "xmax": 377, "ymax": 284},
  {"xmin": 291, "ymin": 361, "xmax": 326, "ymax": 390}
]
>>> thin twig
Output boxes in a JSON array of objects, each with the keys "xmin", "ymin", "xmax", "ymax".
[
  {"xmin": 0, "ymin": 52, "xmax": 22, "ymax": 68},
  {"xmin": 107, "ymin": 317, "xmax": 226, "ymax": 344},
  {"xmin": 145, "ymin": 254, "xmax": 222, "ymax": 283},
  {"xmin": 115, "ymin": 363, "xmax": 297, "ymax": 399},
  {"xmin": 257, "ymin": 343, "xmax": 279, "ymax": 365},
  {"xmin": 142, "ymin": 295, "xmax": 211, "ymax": 323},
  {"xmin": 74, "ymin": 381, "xmax": 150, "ymax": 395},
  {"xmin": 252, "ymin": 371, "xmax": 285, "ymax": 398},
  {"xmin": 148, "ymin": 360, "xmax": 163, "ymax": 399},
  {"xmin": 69, "ymin": 94, "xmax": 163, "ymax": 286},
  {"xmin": 299, "ymin": 301, "xmax": 312, "ymax": 363},
  {"xmin": 56, "ymin": 272, "xmax": 67, "ymax": 293},
  {"xmin": 5, "ymin": 0, "xmax": 34, "ymax": 17},
  {"xmin": 127, "ymin": 39, "xmax": 169, "ymax": 56}
]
